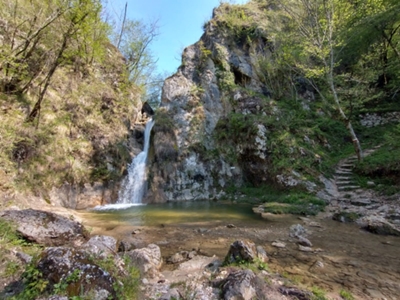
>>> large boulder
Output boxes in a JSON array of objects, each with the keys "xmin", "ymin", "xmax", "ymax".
[
  {"xmin": 221, "ymin": 269, "xmax": 256, "ymax": 300},
  {"xmin": 80, "ymin": 235, "xmax": 120, "ymax": 258},
  {"xmin": 358, "ymin": 216, "xmax": 400, "ymax": 236},
  {"xmin": 0, "ymin": 209, "xmax": 88, "ymax": 246},
  {"xmin": 224, "ymin": 240, "xmax": 266, "ymax": 265},
  {"xmin": 125, "ymin": 244, "xmax": 162, "ymax": 278},
  {"xmin": 36, "ymin": 247, "xmax": 117, "ymax": 299}
]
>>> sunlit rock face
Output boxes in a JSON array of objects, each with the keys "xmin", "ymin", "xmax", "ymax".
[
  {"xmin": 146, "ymin": 4, "xmax": 274, "ymax": 202},
  {"xmin": 147, "ymin": 3, "xmax": 318, "ymax": 202}
]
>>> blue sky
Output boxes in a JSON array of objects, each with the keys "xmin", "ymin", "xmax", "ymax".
[{"xmin": 105, "ymin": 0, "xmax": 249, "ymax": 75}]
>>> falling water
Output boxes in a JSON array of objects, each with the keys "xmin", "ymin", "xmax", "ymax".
[{"xmin": 117, "ymin": 118, "xmax": 154, "ymax": 204}]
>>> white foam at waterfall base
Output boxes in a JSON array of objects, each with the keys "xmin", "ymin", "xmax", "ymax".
[
  {"xmin": 93, "ymin": 203, "xmax": 145, "ymax": 211},
  {"xmin": 94, "ymin": 118, "xmax": 154, "ymax": 210}
]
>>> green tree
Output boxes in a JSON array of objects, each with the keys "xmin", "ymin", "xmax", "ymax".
[
  {"xmin": 0, "ymin": 0, "xmax": 110, "ymax": 126},
  {"xmin": 27, "ymin": 0, "xmax": 107, "ymax": 126},
  {"xmin": 0, "ymin": 0, "xmax": 64, "ymax": 93},
  {"xmin": 116, "ymin": 19, "xmax": 159, "ymax": 87},
  {"xmin": 280, "ymin": 0, "xmax": 364, "ymax": 160},
  {"xmin": 339, "ymin": 0, "xmax": 400, "ymax": 96},
  {"xmin": 102, "ymin": 1, "xmax": 162, "ymax": 105}
]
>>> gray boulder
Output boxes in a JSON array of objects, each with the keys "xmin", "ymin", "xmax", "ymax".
[
  {"xmin": 0, "ymin": 209, "xmax": 88, "ymax": 246},
  {"xmin": 289, "ymin": 224, "xmax": 307, "ymax": 238},
  {"xmin": 224, "ymin": 240, "xmax": 257, "ymax": 264},
  {"xmin": 359, "ymin": 216, "xmax": 400, "ymax": 236},
  {"xmin": 37, "ymin": 247, "xmax": 116, "ymax": 299},
  {"xmin": 297, "ymin": 235, "xmax": 313, "ymax": 247},
  {"xmin": 221, "ymin": 270, "xmax": 256, "ymax": 300},
  {"xmin": 126, "ymin": 244, "xmax": 162, "ymax": 278},
  {"xmin": 80, "ymin": 235, "xmax": 120, "ymax": 258}
]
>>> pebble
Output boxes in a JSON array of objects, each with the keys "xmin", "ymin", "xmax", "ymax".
[
  {"xmin": 272, "ymin": 241, "xmax": 286, "ymax": 248},
  {"xmin": 298, "ymin": 245, "xmax": 313, "ymax": 252},
  {"xmin": 297, "ymin": 236, "xmax": 313, "ymax": 247}
]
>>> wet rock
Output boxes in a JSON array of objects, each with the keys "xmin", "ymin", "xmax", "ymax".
[
  {"xmin": 118, "ymin": 240, "xmax": 136, "ymax": 252},
  {"xmin": 157, "ymin": 288, "xmax": 180, "ymax": 300},
  {"xmin": 196, "ymin": 228, "xmax": 208, "ymax": 234},
  {"xmin": 359, "ymin": 216, "xmax": 400, "ymax": 236},
  {"xmin": 298, "ymin": 245, "xmax": 313, "ymax": 252},
  {"xmin": 167, "ymin": 251, "xmax": 188, "ymax": 264},
  {"xmin": 167, "ymin": 250, "xmax": 198, "ymax": 264},
  {"xmin": 80, "ymin": 235, "xmax": 120, "ymax": 258},
  {"xmin": 13, "ymin": 250, "xmax": 32, "ymax": 264},
  {"xmin": 256, "ymin": 245, "xmax": 268, "ymax": 263},
  {"xmin": 221, "ymin": 269, "xmax": 256, "ymax": 300},
  {"xmin": 188, "ymin": 250, "xmax": 197, "ymax": 259},
  {"xmin": 309, "ymin": 260, "xmax": 325, "ymax": 273},
  {"xmin": 0, "ymin": 209, "xmax": 88, "ymax": 246},
  {"xmin": 141, "ymin": 101, "xmax": 155, "ymax": 116},
  {"xmin": 126, "ymin": 244, "xmax": 162, "ymax": 278},
  {"xmin": 271, "ymin": 241, "xmax": 286, "ymax": 248},
  {"xmin": 224, "ymin": 240, "xmax": 257, "ymax": 264},
  {"xmin": 308, "ymin": 221, "xmax": 323, "ymax": 228},
  {"xmin": 333, "ymin": 211, "xmax": 360, "ymax": 223},
  {"xmin": 132, "ymin": 229, "xmax": 142, "ymax": 234},
  {"xmin": 37, "ymin": 247, "xmax": 117, "ymax": 299},
  {"xmin": 289, "ymin": 224, "xmax": 306, "ymax": 238},
  {"xmin": 178, "ymin": 255, "xmax": 221, "ymax": 272},
  {"xmin": 350, "ymin": 199, "xmax": 373, "ymax": 206},
  {"xmin": 297, "ymin": 236, "xmax": 312, "ymax": 247},
  {"xmin": 278, "ymin": 286, "xmax": 312, "ymax": 300}
]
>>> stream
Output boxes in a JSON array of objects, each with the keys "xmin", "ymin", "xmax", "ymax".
[{"xmin": 78, "ymin": 201, "xmax": 400, "ymax": 299}]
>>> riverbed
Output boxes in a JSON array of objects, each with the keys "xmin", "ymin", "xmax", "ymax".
[{"xmin": 78, "ymin": 201, "xmax": 400, "ymax": 299}]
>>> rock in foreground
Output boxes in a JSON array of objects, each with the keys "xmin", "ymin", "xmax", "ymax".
[
  {"xmin": 0, "ymin": 209, "xmax": 88, "ymax": 246},
  {"xmin": 37, "ymin": 247, "xmax": 117, "ymax": 299}
]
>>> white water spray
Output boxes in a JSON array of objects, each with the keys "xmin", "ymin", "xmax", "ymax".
[{"xmin": 117, "ymin": 118, "xmax": 154, "ymax": 204}]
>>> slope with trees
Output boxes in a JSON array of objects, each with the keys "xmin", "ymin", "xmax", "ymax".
[
  {"xmin": 0, "ymin": 0, "xmax": 160, "ymax": 208},
  {"xmin": 150, "ymin": 0, "xmax": 400, "ymax": 204}
]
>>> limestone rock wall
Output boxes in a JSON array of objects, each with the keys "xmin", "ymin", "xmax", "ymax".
[{"xmin": 147, "ymin": 5, "xmax": 277, "ymax": 202}]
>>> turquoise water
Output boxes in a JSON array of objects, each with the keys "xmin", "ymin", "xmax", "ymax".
[{"xmin": 82, "ymin": 201, "xmax": 262, "ymax": 227}]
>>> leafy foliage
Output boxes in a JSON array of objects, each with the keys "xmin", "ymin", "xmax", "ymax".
[
  {"xmin": 355, "ymin": 123, "xmax": 400, "ymax": 195},
  {"xmin": 0, "ymin": 0, "xmax": 143, "ymax": 197}
]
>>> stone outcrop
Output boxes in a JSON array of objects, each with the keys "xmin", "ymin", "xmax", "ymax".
[
  {"xmin": 148, "ymin": 3, "xmax": 324, "ymax": 202},
  {"xmin": 224, "ymin": 240, "xmax": 268, "ymax": 265},
  {"xmin": 49, "ymin": 182, "xmax": 120, "ymax": 209},
  {"xmin": 126, "ymin": 244, "xmax": 163, "ymax": 278},
  {"xmin": 359, "ymin": 112, "xmax": 400, "ymax": 127},
  {"xmin": 37, "ymin": 247, "xmax": 117, "ymax": 299},
  {"xmin": 359, "ymin": 216, "xmax": 400, "ymax": 236},
  {"xmin": 0, "ymin": 209, "xmax": 88, "ymax": 246},
  {"xmin": 80, "ymin": 235, "xmax": 120, "ymax": 258},
  {"xmin": 221, "ymin": 269, "xmax": 257, "ymax": 300}
]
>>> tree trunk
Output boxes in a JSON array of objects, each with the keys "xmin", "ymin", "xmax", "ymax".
[
  {"xmin": 327, "ymin": 71, "xmax": 363, "ymax": 161},
  {"xmin": 26, "ymin": 23, "xmax": 72, "ymax": 126}
]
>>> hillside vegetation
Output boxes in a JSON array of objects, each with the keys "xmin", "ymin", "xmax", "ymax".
[
  {"xmin": 151, "ymin": 0, "xmax": 400, "ymax": 202},
  {"xmin": 226, "ymin": 0, "xmax": 400, "ymax": 194},
  {"xmin": 0, "ymin": 0, "xmax": 145, "ymax": 205},
  {"xmin": 230, "ymin": 0, "xmax": 400, "ymax": 194}
]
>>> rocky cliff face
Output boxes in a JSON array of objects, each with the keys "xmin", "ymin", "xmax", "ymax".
[{"xmin": 147, "ymin": 3, "xmax": 327, "ymax": 202}]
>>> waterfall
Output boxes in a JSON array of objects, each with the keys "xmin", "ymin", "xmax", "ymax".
[{"xmin": 117, "ymin": 118, "xmax": 154, "ymax": 204}]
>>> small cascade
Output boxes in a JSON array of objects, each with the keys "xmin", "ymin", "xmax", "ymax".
[{"xmin": 117, "ymin": 118, "xmax": 154, "ymax": 204}]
